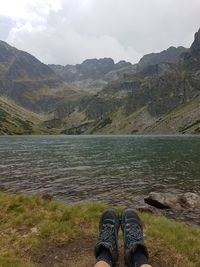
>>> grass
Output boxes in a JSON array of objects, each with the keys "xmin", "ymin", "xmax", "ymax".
[
  {"xmin": 0, "ymin": 97, "xmax": 60, "ymax": 135},
  {"xmin": 0, "ymin": 192, "xmax": 199, "ymax": 267}
]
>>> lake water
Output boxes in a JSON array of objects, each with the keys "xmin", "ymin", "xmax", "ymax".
[{"xmin": 0, "ymin": 135, "xmax": 199, "ymax": 208}]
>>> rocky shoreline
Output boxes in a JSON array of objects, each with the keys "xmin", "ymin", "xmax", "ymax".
[
  {"xmin": 39, "ymin": 191, "xmax": 200, "ymax": 226},
  {"xmin": 137, "ymin": 192, "xmax": 200, "ymax": 226}
]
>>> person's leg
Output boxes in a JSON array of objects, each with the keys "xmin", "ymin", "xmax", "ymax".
[
  {"xmin": 94, "ymin": 209, "xmax": 119, "ymax": 267},
  {"xmin": 121, "ymin": 209, "xmax": 152, "ymax": 267},
  {"xmin": 94, "ymin": 261, "xmax": 110, "ymax": 267}
]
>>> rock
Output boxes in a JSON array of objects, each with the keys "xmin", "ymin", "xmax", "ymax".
[
  {"xmin": 49, "ymin": 58, "xmax": 133, "ymax": 82},
  {"xmin": 144, "ymin": 192, "xmax": 200, "ymax": 210},
  {"xmin": 144, "ymin": 192, "xmax": 181, "ymax": 209},
  {"xmin": 184, "ymin": 28, "xmax": 200, "ymax": 71},
  {"xmin": 31, "ymin": 227, "xmax": 38, "ymax": 234},
  {"xmin": 178, "ymin": 192, "xmax": 200, "ymax": 210},
  {"xmin": 137, "ymin": 46, "xmax": 187, "ymax": 71}
]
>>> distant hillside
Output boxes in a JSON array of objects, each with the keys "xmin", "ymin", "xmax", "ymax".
[
  {"xmin": 137, "ymin": 46, "xmax": 188, "ymax": 71},
  {"xmin": 49, "ymin": 47, "xmax": 187, "ymax": 93},
  {"xmin": 0, "ymin": 96, "xmax": 49, "ymax": 134},
  {"xmin": 49, "ymin": 58, "xmax": 136, "ymax": 93},
  {"xmin": 0, "ymin": 30, "xmax": 199, "ymax": 135},
  {"xmin": 49, "ymin": 58, "xmax": 133, "ymax": 82},
  {"xmin": 59, "ymin": 29, "xmax": 200, "ymax": 135},
  {"xmin": 0, "ymin": 41, "xmax": 84, "ymax": 113}
]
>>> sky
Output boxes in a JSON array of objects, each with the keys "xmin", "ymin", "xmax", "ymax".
[{"xmin": 0, "ymin": 0, "xmax": 200, "ymax": 65}]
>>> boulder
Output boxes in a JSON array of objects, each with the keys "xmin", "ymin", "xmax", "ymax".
[
  {"xmin": 178, "ymin": 192, "xmax": 200, "ymax": 210},
  {"xmin": 144, "ymin": 192, "xmax": 200, "ymax": 210},
  {"xmin": 144, "ymin": 192, "xmax": 180, "ymax": 209}
]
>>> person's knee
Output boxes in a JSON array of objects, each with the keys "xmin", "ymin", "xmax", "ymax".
[{"xmin": 94, "ymin": 260, "xmax": 111, "ymax": 267}]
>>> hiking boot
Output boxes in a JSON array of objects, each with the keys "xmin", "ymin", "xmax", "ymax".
[
  {"xmin": 94, "ymin": 208, "xmax": 120, "ymax": 266},
  {"xmin": 121, "ymin": 209, "xmax": 148, "ymax": 267}
]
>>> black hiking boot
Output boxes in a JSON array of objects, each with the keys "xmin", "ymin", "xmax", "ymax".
[
  {"xmin": 94, "ymin": 208, "xmax": 120, "ymax": 266},
  {"xmin": 121, "ymin": 209, "xmax": 148, "ymax": 267}
]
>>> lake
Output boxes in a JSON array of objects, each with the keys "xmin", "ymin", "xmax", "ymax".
[{"xmin": 0, "ymin": 135, "xmax": 199, "ymax": 208}]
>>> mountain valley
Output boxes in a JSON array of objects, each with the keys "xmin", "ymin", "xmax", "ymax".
[{"xmin": 0, "ymin": 29, "xmax": 200, "ymax": 135}]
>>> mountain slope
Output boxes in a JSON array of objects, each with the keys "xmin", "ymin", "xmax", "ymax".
[
  {"xmin": 0, "ymin": 41, "xmax": 84, "ymax": 113},
  {"xmin": 49, "ymin": 47, "xmax": 187, "ymax": 93},
  {"xmin": 49, "ymin": 58, "xmax": 136, "ymax": 93},
  {"xmin": 0, "ymin": 96, "xmax": 50, "ymax": 134},
  {"xmin": 137, "ymin": 46, "xmax": 187, "ymax": 71},
  {"xmin": 49, "ymin": 58, "xmax": 133, "ymax": 82},
  {"xmin": 60, "ymin": 30, "xmax": 200, "ymax": 135},
  {"xmin": 0, "ymin": 30, "xmax": 199, "ymax": 135}
]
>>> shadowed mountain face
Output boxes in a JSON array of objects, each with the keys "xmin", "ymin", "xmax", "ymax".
[
  {"xmin": 49, "ymin": 58, "xmax": 133, "ymax": 82},
  {"xmin": 136, "ymin": 46, "xmax": 188, "ymax": 72},
  {"xmin": 0, "ymin": 41, "xmax": 84, "ymax": 113},
  {"xmin": 49, "ymin": 46, "xmax": 187, "ymax": 85},
  {"xmin": 0, "ymin": 29, "xmax": 200, "ymax": 135},
  {"xmin": 61, "ymin": 29, "xmax": 199, "ymax": 135},
  {"xmin": 0, "ymin": 41, "xmax": 57, "ymax": 80},
  {"xmin": 184, "ymin": 29, "xmax": 200, "ymax": 71}
]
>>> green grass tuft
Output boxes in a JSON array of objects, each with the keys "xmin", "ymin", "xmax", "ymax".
[{"xmin": 0, "ymin": 191, "xmax": 199, "ymax": 267}]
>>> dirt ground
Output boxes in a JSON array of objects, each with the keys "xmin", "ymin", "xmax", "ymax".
[{"xmin": 31, "ymin": 234, "xmax": 171, "ymax": 267}]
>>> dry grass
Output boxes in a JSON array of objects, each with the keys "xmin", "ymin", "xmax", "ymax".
[{"xmin": 0, "ymin": 191, "xmax": 199, "ymax": 267}]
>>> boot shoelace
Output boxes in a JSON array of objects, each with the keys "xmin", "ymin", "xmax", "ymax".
[
  {"xmin": 125, "ymin": 223, "xmax": 143, "ymax": 249},
  {"xmin": 99, "ymin": 223, "xmax": 116, "ymax": 247}
]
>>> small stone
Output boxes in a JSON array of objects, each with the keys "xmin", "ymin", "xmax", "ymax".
[{"xmin": 31, "ymin": 227, "xmax": 38, "ymax": 234}]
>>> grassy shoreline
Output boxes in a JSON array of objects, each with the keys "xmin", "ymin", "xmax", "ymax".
[{"xmin": 0, "ymin": 191, "xmax": 200, "ymax": 267}]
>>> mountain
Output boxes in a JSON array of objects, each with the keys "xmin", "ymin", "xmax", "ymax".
[
  {"xmin": 0, "ymin": 96, "xmax": 51, "ymax": 134},
  {"xmin": 49, "ymin": 47, "xmax": 187, "ymax": 93},
  {"xmin": 183, "ymin": 29, "xmax": 200, "ymax": 71},
  {"xmin": 0, "ymin": 40, "xmax": 85, "ymax": 113},
  {"xmin": 59, "ymin": 30, "xmax": 200, "ymax": 135},
  {"xmin": 0, "ymin": 30, "xmax": 200, "ymax": 135},
  {"xmin": 137, "ymin": 46, "xmax": 188, "ymax": 71},
  {"xmin": 49, "ymin": 58, "xmax": 136, "ymax": 92},
  {"xmin": 49, "ymin": 58, "xmax": 133, "ymax": 82}
]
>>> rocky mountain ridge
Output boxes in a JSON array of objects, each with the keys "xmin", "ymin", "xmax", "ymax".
[
  {"xmin": 0, "ymin": 29, "xmax": 200, "ymax": 135},
  {"xmin": 136, "ymin": 46, "xmax": 187, "ymax": 71},
  {"xmin": 49, "ymin": 46, "xmax": 187, "ymax": 93},
  {"xmin": 60, "ymin": 29, "xmax": 200, "ymax": 135},
  {"xmin": 49, "ymin": 58, "xmax": 133, "ymax": 82}
]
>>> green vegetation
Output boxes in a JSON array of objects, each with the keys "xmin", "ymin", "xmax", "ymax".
[
  {"xmin": 0, "ymin": 108, "xmax": 34, "ymax": 135},
  {"xmin": 0, "ymin": 96, "xmax": 55, "ymax": 135},
  {"xmin": 90, "ymin": 117, "xmax": 112, "ymax": 133},
  {"xmin": 42, "ymin": 118, "xmax": 63, "ymax": 129},
  {"xmin": 0, "ymin": 192, "xmax": 199, "ymax": 267},
  {"xmin": 61, "ymin": 122, "xmax": 91, "ymax": 135},
  {"xmin": 180, "ymin": 119, "xmax": 200, "ymax": 132}
]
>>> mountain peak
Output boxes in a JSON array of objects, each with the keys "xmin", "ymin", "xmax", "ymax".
[
  {"xmin": 183, "ymin": 28, "xmax": 200, "ymax": 71},
  {"xmin": 191, "ymin": 28, "xmax": 200, "ymax": 52},
  {"xmin": 81, "ymin": 57, "xmax": 114, "ymax": 65}
]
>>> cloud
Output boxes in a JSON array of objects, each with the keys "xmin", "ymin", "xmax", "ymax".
[
  {"xmin": 0, "ymin": 16, "xmax": 14, "ymax": 40},
  {"xmin": 1, "ymin": 0, "xmax": 200, "ymax": 65}
]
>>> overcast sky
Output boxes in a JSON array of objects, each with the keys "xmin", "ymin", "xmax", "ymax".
[{"xmin": 0, "ymin": 0, "xmax": 200, "ymax": 65}]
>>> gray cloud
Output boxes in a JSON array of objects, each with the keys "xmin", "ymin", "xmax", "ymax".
[
  {"xmin": 0, "ymin": 16, "xmax": 14, "ymax": 40},
  {"xmin": 2, "ymin": 0, "xmax": 200, "ymax": 65}
]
